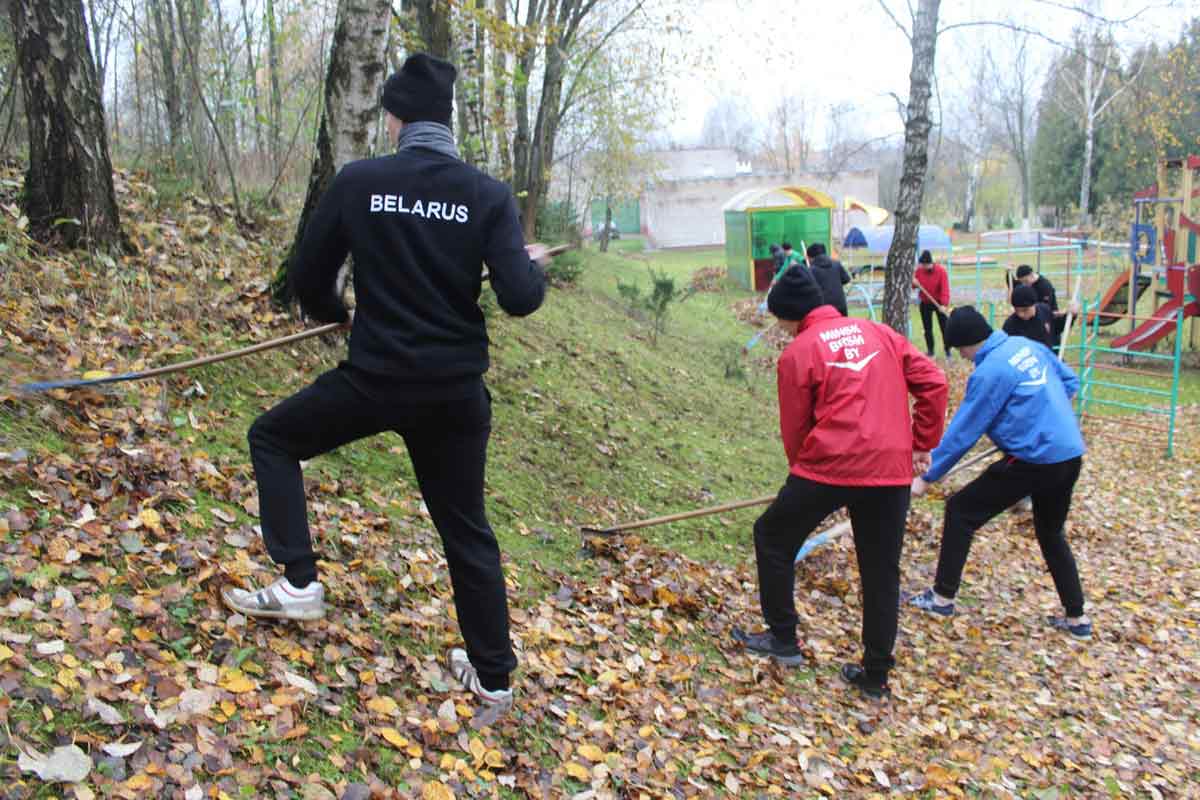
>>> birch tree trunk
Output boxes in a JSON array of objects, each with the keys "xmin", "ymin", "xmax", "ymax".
[
  {"xmin": 240, "ymin": 0, "xmax": 264, "ymax": 159},
  {"xmin": 1078, "ymin": 36, "xmax": 1096, "ymax": 223},
  {"xmin": 10, "ymin": 0, "xmax": 122, "ymax": 251},
  {"xmin": 148, "ymin": 0, "xmax": 184, "ymax": 153},
  {"xmin": 413, "ymin": 0, "xmax": 453, "ymax": 59},
  {"xmin": 131, "ymin": 3, "xmax": 145, "ymax": 154},
  {"xmin": 881, "ymin": 0, "xmax": 941, "ymax": 334},
  {"xmin": 273, "ymin": 0, "xmax": 391, "ymax": 303},
  {"xmin": 964, "ymin": 157, "xmax": 980, "ymax": 232},
  {"xmin": 175, "ymin": 0, "xmax": 211, "ymax": 187},
  {"xmin": 491, "ymin": 0, "xmax": 511, "ymax": 180},
  {"xmin": 265, "ymin": 0, "xmax": 282, "ymax": 169},
  {"xmin": 522, "ymin": 39, "xmax": 565, "ymax": 239}
]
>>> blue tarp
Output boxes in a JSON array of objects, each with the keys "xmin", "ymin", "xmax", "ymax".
[{"xmin": 842, "ymin": 225, "xmax": 952, "ymax": 253}]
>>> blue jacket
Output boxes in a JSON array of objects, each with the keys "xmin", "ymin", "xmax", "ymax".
[{"xmin": 924, "ymin": 331, "xmax": 1085, "ymax": 481}]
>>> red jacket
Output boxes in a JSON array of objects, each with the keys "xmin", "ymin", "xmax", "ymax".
[
  {"xmin": 777, "ymin": 306, "xmax": 949, "ymax": 486},
  {"xmin": 912, "ymin": 263, "xmax": 950, "ymax": 307}
]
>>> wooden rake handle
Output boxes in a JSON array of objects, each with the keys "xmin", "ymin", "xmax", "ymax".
[{"xmin": 582, "ymin": 446, "xmax": 1002, "ymax": 536}]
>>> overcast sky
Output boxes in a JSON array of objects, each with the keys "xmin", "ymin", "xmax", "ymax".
[{"xmin": 666, "ymin": 0, "xmax": 1184, "ymax": 146}]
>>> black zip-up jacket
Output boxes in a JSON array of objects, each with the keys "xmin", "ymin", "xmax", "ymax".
[
  {"xmin": 289, "ymin": 148, "xmax": 545, "ymax": 391},
  {"xmin": 808, "ymin": 254, "xmax": 852, "ymax": 316},
  {"xmin": 1003, "ymin": 302, "xmax": 1064, "ymax": 349}
]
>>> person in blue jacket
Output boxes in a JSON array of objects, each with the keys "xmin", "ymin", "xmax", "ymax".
[{"xmin": 907, "ymin": 306, "xmax": 1092, "ymax": 641}]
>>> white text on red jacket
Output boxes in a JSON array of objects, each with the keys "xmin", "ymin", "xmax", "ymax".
[{"xmin": 820, "ymin": 323, "xmax": 867, "ymax": 358}]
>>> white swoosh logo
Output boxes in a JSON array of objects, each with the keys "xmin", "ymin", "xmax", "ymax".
[
  {"xmin": 826, "ymin": 351, "xmax": 880, "ymax": 372},
  {"xmin": 1018, "ymin": 372, "xmax": 1047, "ymax": 387}
]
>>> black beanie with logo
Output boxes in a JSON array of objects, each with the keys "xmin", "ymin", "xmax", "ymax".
[
  {"xmin": 767, "ymin": 265, "xmax": 826, "ymax": 321},
  {"xmin": 382, "ymin": 53, "xmax": 456, "ymax": 126}
]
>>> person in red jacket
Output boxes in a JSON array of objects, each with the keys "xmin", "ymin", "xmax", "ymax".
[
  {"xmin": 912, "ymin": 250, "xmax": 951, "ymax": 357},
  {"xmin": 732, "ymin": 266, "xmax": 949, "ymax": 699}
]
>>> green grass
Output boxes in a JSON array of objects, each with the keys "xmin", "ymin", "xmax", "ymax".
[{"xmin": 0, "ymin": 240, "xmax": 780, "ymax": 573}]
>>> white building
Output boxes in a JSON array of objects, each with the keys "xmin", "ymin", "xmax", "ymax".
[{"xmin": 639, "ymin": 148, "xmax": 880, "ymax": 249}]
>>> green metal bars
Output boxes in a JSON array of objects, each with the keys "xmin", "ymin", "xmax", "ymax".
[{"xmin": 1070, "ymin": 297, "xmax": 1186, "ymax": 457}]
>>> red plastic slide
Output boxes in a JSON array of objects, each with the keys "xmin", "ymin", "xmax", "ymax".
[
  {"xmin": 1110, "ymin": 299, "xmax": 1184, "ymax": 350},
  {"xmin": 1087, "ymin": 272, "xmax": 1152, "ymax": 327}
]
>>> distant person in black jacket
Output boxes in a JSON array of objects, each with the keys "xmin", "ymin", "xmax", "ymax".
[
  {"xmin": 1004, "ymin": 283, "xmax": 1079, "ymax": 352},
  {"xmin": 1003, "ymin": 284, "xmax": 1059, "ymax": 348},
  {"xmin": 224, "ymin": 54, "xmax": 547, "ymax": 716},
  {"xmin": 770, "ymin": 243, "xmax": 784, "ymax": 272},
  {"xmin": 1015, "ymin": 264, "xmax": 1058, "ymax": 312},
  {"xmin": 806, "ymin": 242, "xmax": 853, "ymax": 316}
]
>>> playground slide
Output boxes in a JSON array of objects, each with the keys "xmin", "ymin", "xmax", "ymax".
[
  {"xmin": 1110, "ymin": 298, "xmax": 1183, "ymax": 351},
  {"xmin": 1087, "ymin": 272, "xmax": 1153, "ymax": 327}
]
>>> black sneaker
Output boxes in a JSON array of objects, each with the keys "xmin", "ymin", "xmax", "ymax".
[
  {"xmin": 1046, "ymin": 615, "xmax": 1093, "ymax": 642},
  {"xmin": 906, "ymin": 588, "xmax": 955, "ymax": 617},
  {"xmin": 731, "ymin": 627, "xmax": 805, "ymax": 666},
  {"xmin": 840, "ymin": 663, "xmax": 890, "ymax": 700}
]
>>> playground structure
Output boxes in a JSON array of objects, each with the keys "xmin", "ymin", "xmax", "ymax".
[
  {"xmin": 894, "ymin": 156, "xmax": 1198, "ymax": 456},
  {"xmin": 1066, "ymin": 155, "xmax": 1200, "ymax": 457},
  {"xmin": 722, "ymin": 186, "xmax": 834, "ymax": 291},
  {"xmin": 1107, "ymin": 156, "xmax": 1200, "ymax": 351},
  {"xmin": 1086, "ymin": 272, "xmax": 1152, "ymax": 327}
]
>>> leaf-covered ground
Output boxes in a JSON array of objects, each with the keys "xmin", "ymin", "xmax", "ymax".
[{"xmin": 1, "ymin": 170, "xmax": 1198, "ymax": 798}]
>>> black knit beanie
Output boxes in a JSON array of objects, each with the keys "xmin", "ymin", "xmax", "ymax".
[
  {"xmin": 918, "ymin": 250, "xmax": 932, "ymax": 264},
  {"xmin": 382, "ymin": 53, "xmax": 456, "ymax": 126},
  {"xmin": 767, "ymin": 265, "xmax": 825, "ymax": 321},
  {"xmin": 945, "ymin": 306, "xmax": 993, "ymax": 349},
  {"xmin": 1011, "ymin": 285, "xmax": 1037, "ymax": 308},
  {"xmin": 806, "ymin": 242, "xmax": 827, "ymax": 258}
]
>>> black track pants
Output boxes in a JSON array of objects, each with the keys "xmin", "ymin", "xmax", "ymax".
[
  {"xmin": 248, "ymin": 368, "xmax": 516, "ymax": 687},
  {"xmin": 753, "ymin": 475, "xmax": 910, "ymax": 682},
  {"xmin": 919, "ymin": 301, "xmax": 948, "ymax": 356},
  {"xmin": 934, "ymin": 456, "xmax": 1085, "ymax": 617}
]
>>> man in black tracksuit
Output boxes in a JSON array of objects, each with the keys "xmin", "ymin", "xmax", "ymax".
[
  {"xmin": 805, "ymin": 242, "xmax": 852, "ymax": 316},
  {"xmin": 223, "ymin": 54, "xmax": 546, "ymax": 713}
]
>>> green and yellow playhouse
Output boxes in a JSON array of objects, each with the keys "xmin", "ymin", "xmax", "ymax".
[{"xmin": 723, "ymin": 186, "xmax": 835, "ymax": 291}]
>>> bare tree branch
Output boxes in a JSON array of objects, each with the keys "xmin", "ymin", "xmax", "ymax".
[
  {"xmin": 935, "ymin": 18, "xmax": 1143, "ymax": 71},
  {"xmin": 559, "ymin": 0, "xmax": 647, "ymax": 118},
  {"xmin": 1094, "ymin": 52, "xmax": 1147, "ymax": 116},
  {"xmin": 1028, "ymin": 0, "xmax": 1160, "ymax": 26},
  {"xmin": 875, "ymin": 0, "xmax": 912, "ymax": 41}
]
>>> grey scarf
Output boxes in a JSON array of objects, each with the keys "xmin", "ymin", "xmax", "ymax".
[{"xmin": 397, "ymin": 121, "xmax": 458, "ymax": 159}]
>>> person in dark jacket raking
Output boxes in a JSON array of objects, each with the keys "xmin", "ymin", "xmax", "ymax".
[
  {"xmin": 1015, "ymin": 264, "xmax": 1059, "ymax": 312},
  {"xmin": 223, "ymin": 53, "xmax": 548, "ymax": 716},
  {"xmin": 731, "ymin": 266, "xmax": 948, "ymax": 699},
  {"xmin": 1003, "ymin": 284, "xmax": 1060, "ymax": 349},
  {"xmin": 908, "ymin": 307, "xmax": 1093, "ymax": 642},
  {"xmin": 805, "ymin": 242, "xmax": 853, "ymax": 316}
]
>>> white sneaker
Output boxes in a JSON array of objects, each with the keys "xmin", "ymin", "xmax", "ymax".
[
  {"xmin": 221, "ymin": 577, "xmax": 325, "ymax": 621},
  {"xmin": 448, "ymin": 648, "xmax": 513, "ymax": 712}
]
